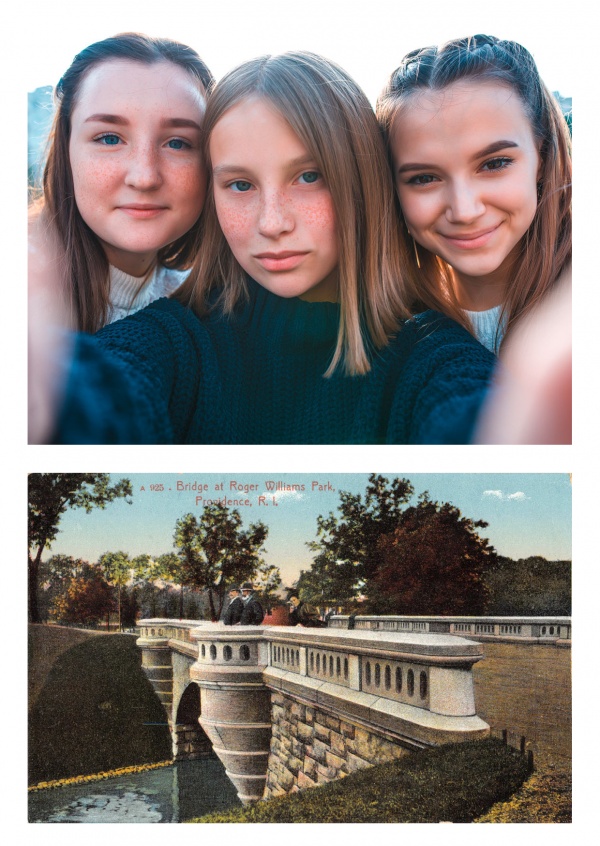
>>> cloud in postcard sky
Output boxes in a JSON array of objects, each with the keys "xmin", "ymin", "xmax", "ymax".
[
  {"xmin": 24, "ymin": 1, "xmax": 573, "ymax": 100},
  {"xmin": 47, "ymin": 474, "xmax": 572, "ymax": 585},
  {"xmin": 483, "ymin": 490, "xmax": 529, "ymax": 501}
]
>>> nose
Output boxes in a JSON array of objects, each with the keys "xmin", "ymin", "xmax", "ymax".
[
  {"xmin": 258, "ymin": 189, "xmax": 294, "ymax": 238},
  {"xmin": 124, "ymin": 144, "xmax": 163, "ymax": 191},
  {"xmin": 445, "ymin": 180, "xmax": 485, "ymax": 225}
]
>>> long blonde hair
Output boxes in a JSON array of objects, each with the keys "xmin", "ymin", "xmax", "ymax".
[
  {"xmin": 175, "ymin": 51, "xmax": 410, "ymax": 376},
  {"xmin": 377, "ymin": 34, "xmax": 572, "ymax": 348}
]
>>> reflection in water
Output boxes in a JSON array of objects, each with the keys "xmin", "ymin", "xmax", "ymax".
[{"xmin": 29, "ymin": 758, "xmax": 241, "ymax": 823}]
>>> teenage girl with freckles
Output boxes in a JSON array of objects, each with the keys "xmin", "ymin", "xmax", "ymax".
[
  {"xmin": 29, "ymin": 32, "xmax": 214, "ymax": 331},
  {"xmin": 34, "ymin": 51, "xmax": 496, "ymax": 445},
  {"xmin": 377, "ymin": 34, "xmax": 571, "ymax": 353}
]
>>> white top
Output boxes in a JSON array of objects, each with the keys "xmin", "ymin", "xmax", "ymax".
[
  {"xmin": 106, "ymin": 264, "xmax": 190, "ymax": 325},
  {"xmin": 464, "ymin": 304, "xmax": 504, "ymax": 354}
]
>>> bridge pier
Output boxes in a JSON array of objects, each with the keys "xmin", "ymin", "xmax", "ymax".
[{"xmin": 190, "ymin": 627, "xmax": 271, "ymax": 804}]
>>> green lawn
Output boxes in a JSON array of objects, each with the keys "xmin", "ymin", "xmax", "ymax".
[{"xmin": 191, "ymin": 738, "xmax": 532, "ymax": 824}]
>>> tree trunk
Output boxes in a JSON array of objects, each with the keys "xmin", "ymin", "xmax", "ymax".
[
  {"xmin": 28, "ymin": 550, "xmax": 43, "ymax": 623},
  {"xmin": 179, "ymin": 584, "xmax": 184, "ymax": 619},
  {"xmin": 208, "ymin": 588, "xmax": 217, "ymax": 622}
]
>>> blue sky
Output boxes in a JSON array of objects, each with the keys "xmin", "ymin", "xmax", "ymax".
[{"xmin": 46, "ymin": 473, "xmax": 572, "ymax": 586}]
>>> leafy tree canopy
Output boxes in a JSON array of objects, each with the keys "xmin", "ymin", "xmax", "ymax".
[
  {"xmin": 28, "ymin": 474, "xmax": 132, "ymax": 622},
  {"xmin": 173, "ymin": 504, "xmax": 272, "ymax": 620},
  {"xmin": 306, "ymin": 474, "xmax": 495, "ymax": 614}
]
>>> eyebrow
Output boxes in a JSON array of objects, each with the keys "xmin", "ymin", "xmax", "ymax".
[
  {"xmin": 83, "ymin": 113, "xmax": 202, "ymax": 130},
  {"xmin": 213, "ymin": 154, "xmax": 317, "ymax": 177},
  {"xmin": 397, "ymin": 140, "xmax": 519, "ymax": 174}
]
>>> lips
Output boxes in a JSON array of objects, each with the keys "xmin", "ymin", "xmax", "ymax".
[
  {"xmin": 440, "ymin": 224, "xmax": 502, "ymax": 250},
  {"xmin": 254, "ymin": 251, "xmax": 309, "ymax": 272},
  {"xmin": 118, "ymin": 204, "xmax": 168, "ymax": 219}
]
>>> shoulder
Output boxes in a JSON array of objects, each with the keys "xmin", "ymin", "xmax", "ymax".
[
  {"xmin": 98, "ymin": 297, "xmax": 202, "ymax": 342},
  {"xmin": 395, "ymin": 310, "xmax": 496, "ymax": 365}
]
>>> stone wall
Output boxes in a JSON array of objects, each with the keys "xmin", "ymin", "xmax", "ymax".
[{"xmin": 265, "ymin": 691, "xmax": 407, "ymax": 798}]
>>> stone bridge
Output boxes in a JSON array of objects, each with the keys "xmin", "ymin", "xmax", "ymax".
[{"xmin": 136, "ymin": 620, "xmax": 489, "ymax": 804}]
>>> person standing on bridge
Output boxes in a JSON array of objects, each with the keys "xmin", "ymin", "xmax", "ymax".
[
  {"xmin": 288, "ymin": 593, "xmax": 326, "ymax": 628},
  {"xmin": 239, "ymin": 583, "xmax": 265, "ymax": 625},
  {"xmin": 222, "ymin": 586, "xmax": 244, "ymax": 625}
]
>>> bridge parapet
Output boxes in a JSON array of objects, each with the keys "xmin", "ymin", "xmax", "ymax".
[{"xmin": 328, "ymin": 615, "xmax": 571, "ymax": 645}]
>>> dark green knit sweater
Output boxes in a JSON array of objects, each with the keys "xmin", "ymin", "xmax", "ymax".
[{"xmin": 55, "ymin": 280, "xmax": 495, "ymax": 444}]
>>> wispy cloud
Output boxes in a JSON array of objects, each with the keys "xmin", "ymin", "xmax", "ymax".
[
  {"xmin": 263, "ymin": 488, "xmax": 304, "ymax": 501},
  {"xmin": 483, "ymin": 490, "xmax": 529, "ymax": 502}
]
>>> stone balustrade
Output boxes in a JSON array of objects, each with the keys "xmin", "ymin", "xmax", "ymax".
[{"xmin": 328, "ymin": 615, "xmax": 571, "ymax": 645}]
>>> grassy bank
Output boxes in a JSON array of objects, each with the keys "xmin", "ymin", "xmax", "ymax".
[
  {"xmin": 28, "ymin": 625, "xmax": 171, "ymax": 785},
  {"xmin": 191, "ymin": 738, "xmax": 531, "ymax": 824}
]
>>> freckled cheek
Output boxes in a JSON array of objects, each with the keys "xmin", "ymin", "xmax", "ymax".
[
  {"xmin": 70, "ymin": 157, "xmax": 123, "ymax": 207},
  {"xmin": 174, "ymin": 165, "xmax": 208, "ymax": 216},
  {"xmin": 216, "ymin": 202, "xmax": 254, "ymax": 249},
  {"xmin": 300, "ymin": 195, "xmax": 338, "ymax": 245}
]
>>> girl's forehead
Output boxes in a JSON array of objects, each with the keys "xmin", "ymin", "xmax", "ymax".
[
  {"xmin": 399, "ymin": 79, "xmax": 522, "ymax": 121},
  {"xmin": 391, "ymin": 80, "xmax": 533, "ymax": 150},
  {"xmin": 73, "ymin": 59, "xmax": 206, "ymax": 115}
]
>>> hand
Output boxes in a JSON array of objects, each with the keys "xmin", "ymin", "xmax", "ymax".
[
  {"xmin": 28, "ymin": 205, "xmax": 72, "ymax": 443},
  {"xmin": 475, "ymin": 268, "xmax": 571, "ymax": 445}
]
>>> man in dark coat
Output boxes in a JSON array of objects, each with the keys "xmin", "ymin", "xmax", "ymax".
[
  {"xmin": 222, "ymin": 586, "xmax": 244, "ymax": 625},
  {"xmin": 239, "ymin": 582, "xmax": 264, "ymax": 625},
  {"xmin": 288, "ymin": 593, "xmax": 325, "ymax": 627}
]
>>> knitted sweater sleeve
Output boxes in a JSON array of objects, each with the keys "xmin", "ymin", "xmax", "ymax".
[
  {"xmin": 387, "ymin": 312, "xmax": 497, "ymax": 445},
  {"xmin": 53, "ymin": 299, "xmax": 207, "ymax": 444}
]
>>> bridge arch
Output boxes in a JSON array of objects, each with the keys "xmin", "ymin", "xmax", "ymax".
[{"xmin": 174, "ymin": 682, "xmax": 214, "ymax": 762}]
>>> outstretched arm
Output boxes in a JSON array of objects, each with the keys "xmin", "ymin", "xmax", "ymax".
[
  {"xmin": 475, "ymin": 271, "xmax": 572, "ymax": 445},
  {"xmin": 52, "ymin": 301, "xmax": 208, "ymax": 444},
  {"xmin": 28, "ymin": 206, "xmax": 72, "ymax": 444}
]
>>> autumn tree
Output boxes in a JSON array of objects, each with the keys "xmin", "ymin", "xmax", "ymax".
[
  {"xmin": 38, "ymin": 554, "xmax": 88, "ymax": 621},
  {"xmin": 365, "ymin": 494, "xmax": 493, "ymax": 614},
  {"xmin": 51, "ymin": 566, "xmax": 114, "ymax": 626},
  {"xmin": 28, "ymin": 474, "xmax": 132, "ymax": 622},
  {"xmin": 173, "ymin": 504, "xmax": 271, "ymax": 620},
  {"xmin": 308, "ymin": 475, "xmax": 495, "ymax": 614}
]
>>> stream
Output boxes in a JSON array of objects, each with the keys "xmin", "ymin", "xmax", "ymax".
[{"xmin": 28, "ymin": 758, "xmax": 241, "ymax": 823}]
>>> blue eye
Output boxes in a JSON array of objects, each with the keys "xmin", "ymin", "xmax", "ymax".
[
  {"xmin": 230, "ymin": 180, "xmax": 252, "ymax": 193},
  {"xmin": 95, "ymin": 133, "xmax": 121, "ymax": 146},
  {"xmin": 298, "ymin": 171, "xmax": 320, "ymax": 184},
  {"xmin": 167, "ymin": 138, "xmax": 190, "ymax": 150}
]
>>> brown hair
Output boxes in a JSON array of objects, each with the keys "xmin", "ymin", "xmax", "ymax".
[
  {"xmin": 175, "ymin": 51, "xmax": 410, "ymax": 376},
  {"xmin": 39, "ymin": 32, "xmax": 214, "ymax": 332},
  {"xmin": 377, "ymin": 34, "xmax": 572, "ymax": 347}
]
